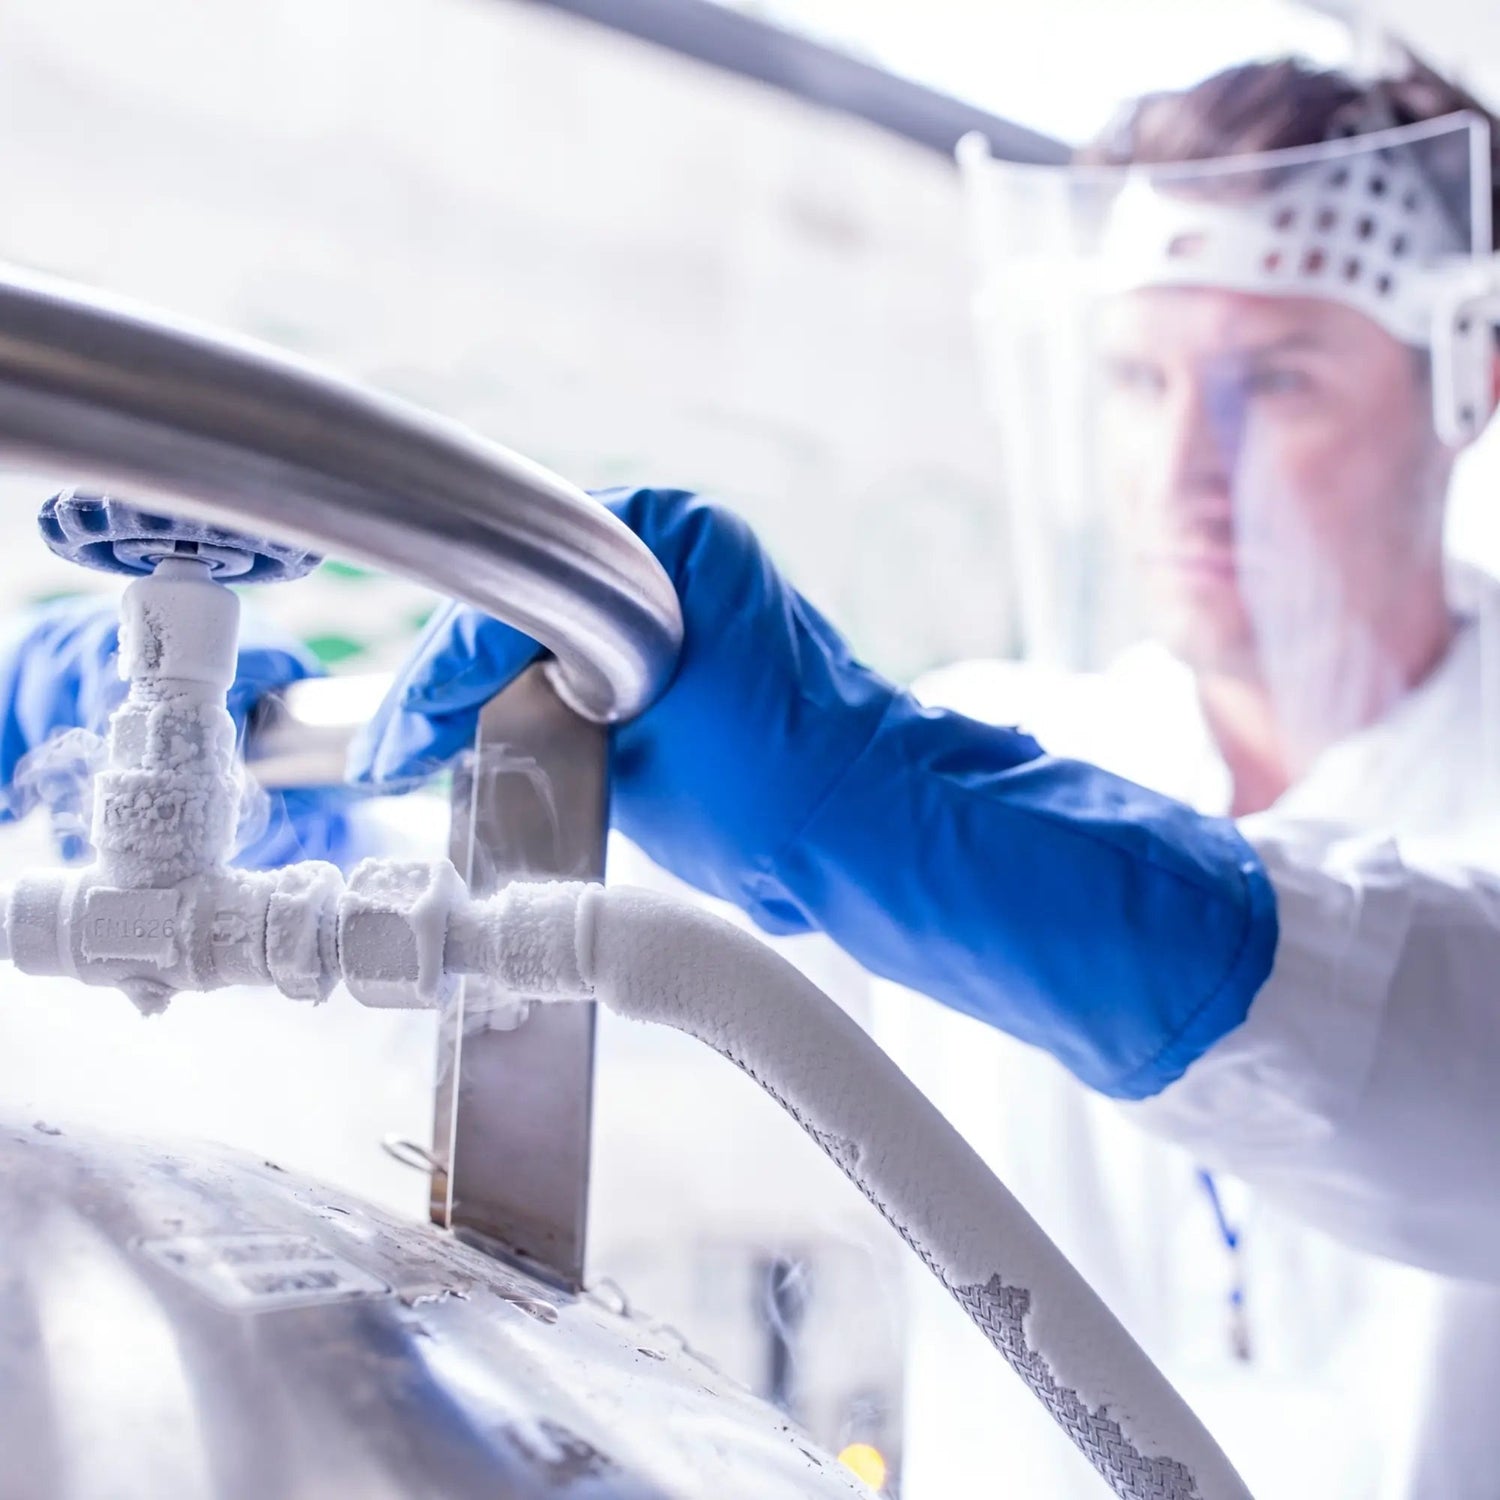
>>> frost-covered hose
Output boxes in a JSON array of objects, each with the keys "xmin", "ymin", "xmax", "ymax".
[{"xmin": 446, "ymin": 882, "xmax": 1253, "ymax": 1500}]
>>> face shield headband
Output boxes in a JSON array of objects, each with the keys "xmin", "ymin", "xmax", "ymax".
[{"xmin": 962, "ymin": 110, "xmax": 1499, "ymax": 447}]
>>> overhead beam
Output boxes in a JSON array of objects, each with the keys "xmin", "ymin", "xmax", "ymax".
[{"xmin": 521, "ymin": 0, "xmax": 1070, "ymax": 163}]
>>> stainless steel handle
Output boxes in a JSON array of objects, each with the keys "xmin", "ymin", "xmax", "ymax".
[{"xmin": 0, "ymin": 266, "xmax": 682, "ymax": 722}]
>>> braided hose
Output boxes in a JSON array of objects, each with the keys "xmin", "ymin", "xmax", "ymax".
[{"xmin": 446, "ymin": 882, "xmax": 1254, "ymax": 1500}]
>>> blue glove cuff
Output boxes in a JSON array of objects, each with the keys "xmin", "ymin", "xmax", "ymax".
[{"xmin": 760, "ymin": 694, "xmax": 1280, "ymax": 1099}]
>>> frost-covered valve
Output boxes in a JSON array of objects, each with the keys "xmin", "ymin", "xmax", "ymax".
[
  {"xmin": 1, "ymin": 493, "xmax": 336, "ymax": 1013},
  {"xmin": 0, "ymin": 493, "xmax": 491, "ymax": 1017}
]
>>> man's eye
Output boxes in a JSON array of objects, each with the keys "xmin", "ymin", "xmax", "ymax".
[
  {"xmin": 1103, "ymin": 358, "xmax": 1165, "ymax": 395},
  {"xmin": 1243, "ymin": 366, "xmax": 1312, "ymax": 396}
]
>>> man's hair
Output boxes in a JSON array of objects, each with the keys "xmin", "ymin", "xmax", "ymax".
[{"xmin": 1077, "ymin": 52, "xmax": 1500, "ymax": 248}]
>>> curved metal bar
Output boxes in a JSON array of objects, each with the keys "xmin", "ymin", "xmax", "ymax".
[{"xmin": 0, "ymin": 266, "xmax": 683, "ymax": 722}]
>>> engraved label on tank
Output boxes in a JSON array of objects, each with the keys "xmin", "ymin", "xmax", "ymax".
[
  {"xmin": 138, "ymin": 1232, "xmax": 392, "ymax": 1312},
  {"xmin": 80, "ymin": 887, "xmax": 182, "ymax": 966}
]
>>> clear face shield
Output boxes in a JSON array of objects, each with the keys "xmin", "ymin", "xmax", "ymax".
[{"xmin": 961, "ymin": 115, "xmax": 1500, "ymax": 807}]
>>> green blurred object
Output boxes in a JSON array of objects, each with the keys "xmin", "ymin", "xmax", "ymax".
[{"xmin": 304, "ymin": 633, "xmax": 367, "ymax": 666}]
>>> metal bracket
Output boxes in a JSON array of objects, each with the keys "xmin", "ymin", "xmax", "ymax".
[{"xmin": 430, "ymin": 663, "xmax": 608, "ymax": 1292}]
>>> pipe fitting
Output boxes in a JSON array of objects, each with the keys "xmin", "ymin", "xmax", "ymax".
[
  {"xmin": 7, "ymin": 865, "xmax": 258, "ymax": 1010},
  {"xmin": 2, "ymin": 863, "xmax": 349, "ymax": 1013},
  {"xmin": 443, "ymin": 880, "xmax": 595, "ymax": 1000},
  {"xmin": 92, "ymin": 559, "xmax": 244, "ymax": 887},
  {"xmin": 266, "ymin": 862, "xmax": 344, "ymax": 1003},
  {"xmin": 2, "ymin": 852, "xmax": 515, "ymax": 1014},
  {"xmin": 336, "ymin": 858, "xmax": 466, "ymax": 1009}
]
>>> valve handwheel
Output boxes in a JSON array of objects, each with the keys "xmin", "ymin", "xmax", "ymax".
[{"xmin": 38, "ymin": 489, "xmax": 322, "ymax": 584}]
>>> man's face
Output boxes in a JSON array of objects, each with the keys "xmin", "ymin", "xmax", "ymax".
[{"xmin": 1096, "ymin": 287, "xmax": 1451, "ymax": 683}]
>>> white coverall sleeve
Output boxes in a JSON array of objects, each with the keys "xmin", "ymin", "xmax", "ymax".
[{"xmin": 1129, "ymin": 817, "xmax": 1500, "ymax": 1280}]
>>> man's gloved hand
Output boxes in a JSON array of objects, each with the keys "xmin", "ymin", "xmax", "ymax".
[
  {"xmin": 351, "ymin": 486, "xmax": 1278, "ymax": 1099},
  {"xmin": 351, "ymin": 487, "xmax": 898, "ymax": 934},
  {"xmin": 0, "ymin": 595, "xmax": 357, "ymax": 867}
]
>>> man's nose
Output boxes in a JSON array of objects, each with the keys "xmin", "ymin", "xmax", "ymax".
[{"xmin": 1148, "ymin": 382, "xmax": 1242, "ymax": 513}]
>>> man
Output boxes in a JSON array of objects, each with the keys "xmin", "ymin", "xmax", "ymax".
[{"xmin": 886, "ymin": 56, "xmax": 1500, "ymax": 1496}]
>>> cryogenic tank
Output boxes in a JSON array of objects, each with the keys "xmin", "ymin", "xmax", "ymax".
[{"xmin": 0, "ymin": 1115, "xmax": 865, "ymax": 1500}]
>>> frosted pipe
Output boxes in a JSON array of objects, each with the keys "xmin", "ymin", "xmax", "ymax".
[{"xmin": 446, "ymin": 881, "xmax": 1254, "ymax": 1500}]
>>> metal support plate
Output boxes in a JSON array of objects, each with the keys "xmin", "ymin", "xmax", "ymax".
[{"xmin": 432, "ymin": 663, "xmax": 607, "ymax": 1292}]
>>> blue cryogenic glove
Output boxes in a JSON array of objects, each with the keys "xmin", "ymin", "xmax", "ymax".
[
  {"xmin": 0, "ymin": 595, "xmax": 358, "ymax": 868},
  {"xmin": 351, "ymin": 487, "xmax": 1278, "ymax": 1099}
]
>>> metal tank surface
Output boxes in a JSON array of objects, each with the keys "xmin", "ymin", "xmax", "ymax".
[{"xmin": 0, "ymin": 1113, "xmax": 867, "ymax": 1500}]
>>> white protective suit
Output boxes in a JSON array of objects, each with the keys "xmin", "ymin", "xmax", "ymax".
[{"xmin": 880, "ymin": 567, "xmax": 1500, "ymax": 1499}]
